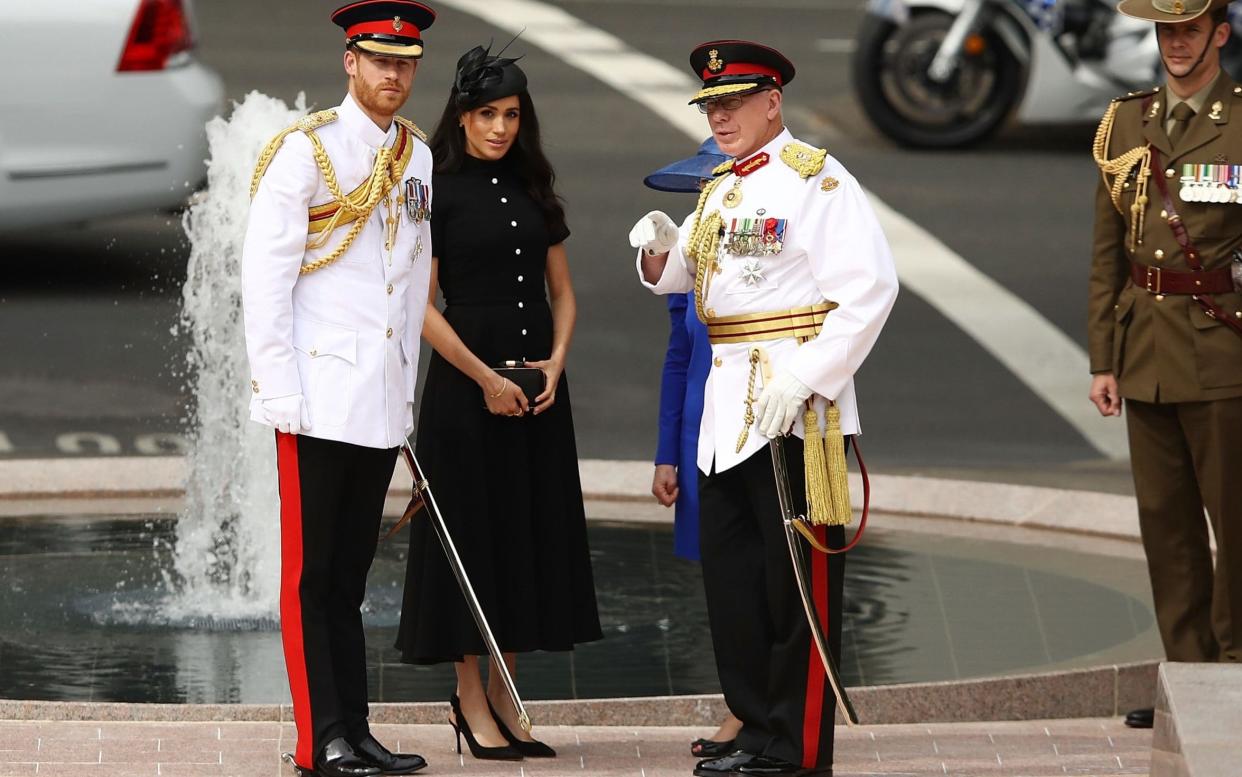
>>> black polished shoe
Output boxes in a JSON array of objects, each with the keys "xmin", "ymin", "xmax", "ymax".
[
  {"xmin": 351, "ymin": 733, "xmax": 427, "ymax": 775},
  {"xmin": 736, "ymin": 754, "xmax": 831, "ymax": 776},
  {"xmin": 694, "ymin": 750, "xmax": 760, "ymax": 775},
  {"xmin": 691, "ymin": 737, "xmax": 736, "ymax": 758},
  {"xmin": 315, "ymin": 737, "xmax": 381, "ymax": 777},
  {"xmin": 486, "ymin": 698, "xmax": 556, "ymax": 758},
  {"xmin": 1124, "ymin": 707, "xmax": 1154, "ymax": 729}
]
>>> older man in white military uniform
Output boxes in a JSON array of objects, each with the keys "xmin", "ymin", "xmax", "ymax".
[
  {"xmin": 630, "ymin": 41, "xmax": 898, "ymax": 777},
  {"xmin": 241, "ymin": 2, "xmax": 436, "ymax": 775}
]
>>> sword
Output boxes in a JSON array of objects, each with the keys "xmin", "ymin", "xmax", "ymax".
[
  {"xmin": 394, "ymin": 441, "xmax": 531, "ymax": 732},
  {"xmin": 769, "ymin": 436, "xmax": 859, "ymax": 727}
]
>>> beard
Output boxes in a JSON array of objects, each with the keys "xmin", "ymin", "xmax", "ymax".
[{"xmin": 354, "ymin": 75, "xmax": 410, "ymax": 117}]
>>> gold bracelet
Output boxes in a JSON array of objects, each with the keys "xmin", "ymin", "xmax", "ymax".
[{"xmin": 488, "ymin": 378, "xmax": 509, "ymax": 399}]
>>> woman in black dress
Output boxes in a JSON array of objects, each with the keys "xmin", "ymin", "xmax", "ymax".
[{"xmin": 395, "ymin": 45, "xmax": 602, "ymax": 760}]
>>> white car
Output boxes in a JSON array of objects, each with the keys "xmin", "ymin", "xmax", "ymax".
[{"xmin": 0, "ymin": 0, "xmax": 224, "ymax": 230}]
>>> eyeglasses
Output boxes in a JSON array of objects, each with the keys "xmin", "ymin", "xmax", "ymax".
[{"xmin": 697, "ymin": 94, "xmax": 749, "ymax": 114}]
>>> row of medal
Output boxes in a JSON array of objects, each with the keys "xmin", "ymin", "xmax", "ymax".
[
  {"xmin": 404, "ymin": 177, "xmax": 431, "ymax": 223},
  {"xmin": 723, "ymin": 216, "xmax": 788, "ymax": 257},
  {"xmin": 1178, "ymin": 164, "xmax": 1242, "ymax": 204}
]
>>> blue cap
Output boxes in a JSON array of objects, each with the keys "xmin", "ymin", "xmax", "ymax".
[{"xmin": 643, "ymin": 138, "xmax": 729, "ymax": 194}]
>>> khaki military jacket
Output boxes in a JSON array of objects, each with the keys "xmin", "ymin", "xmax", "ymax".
[{"xmin": 1088, "ymin": 73, "xmax": 1242, "ymax": 403}]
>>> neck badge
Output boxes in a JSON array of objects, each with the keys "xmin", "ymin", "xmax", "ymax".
[{"xmin": 722, "ymin": 151, "xmax": 771, "ymax": 209}]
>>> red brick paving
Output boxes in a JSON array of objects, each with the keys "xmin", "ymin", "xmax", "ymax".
[{"xmin": 0, "ymin": 719, "xmax": 1151, "ymax": 777}]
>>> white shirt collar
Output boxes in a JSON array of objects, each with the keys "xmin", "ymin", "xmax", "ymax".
[{"xmin": 338, "ymin": 92, "xmax": 398, "ymax": 149}]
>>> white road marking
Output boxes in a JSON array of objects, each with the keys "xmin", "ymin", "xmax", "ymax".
[
  {"xmin": 437, "ymin": 0, "xmax": 1129, "ymax": 459},
  {"xmin": 815, "ymin": 37, "xmax": 859, "ymax": 53},
  {"xmin": 55, "ymin": 432, "xmax": 122, "ymax": 455}
]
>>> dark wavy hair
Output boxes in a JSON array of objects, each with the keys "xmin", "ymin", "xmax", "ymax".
[{"xmin": 429, "ymin": 89, "xmax": 568, "ymax": 238}]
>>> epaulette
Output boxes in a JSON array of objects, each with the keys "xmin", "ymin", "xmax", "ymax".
[
  {"xmin": 395, "ymin": 116, "xmax": 428, "ymax": 143},
  {"xmin": 779, "ymin": 142, "xmax": 827, "ymax": 180},
  {"xmin": 1112, "ymin": 87, "xmax": 1159, "ymax": 103},
  {"xmin": 297, "ymin": 109, "xmax": 339, "ymax": 132},
  {"xmin": 250, "ymin": 109, "xmax": 339, "ymax": 199},
  {"xmin": 712, "ymin": 159, "xmax": 733, "ymax": 177}
]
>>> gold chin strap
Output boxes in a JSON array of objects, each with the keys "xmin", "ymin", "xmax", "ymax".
[{"xmin": 1093, "ymin": 100, "xmax": 1152, "ymax": 252}]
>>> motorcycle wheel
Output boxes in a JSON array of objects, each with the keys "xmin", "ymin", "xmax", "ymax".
[{"xmin": 852, "ymin": 10, "xmax": 1022, "ymax": 148}]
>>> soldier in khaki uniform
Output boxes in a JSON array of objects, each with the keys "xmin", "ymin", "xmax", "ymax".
[{"xmin": 1088, "ymin": 0, "xmax": 1242, "ymax": 730}]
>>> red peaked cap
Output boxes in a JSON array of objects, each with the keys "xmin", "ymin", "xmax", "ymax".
[
  {"xmin": 331, "ymin": 0, "xmax": 436, "ymax": 59},
  {"xmin": 688, "ymin": 40, "xmax": 795, "ymax": 104}
]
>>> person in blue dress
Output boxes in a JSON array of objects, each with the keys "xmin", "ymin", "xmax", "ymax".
[{"xmin": 646, "ymin": 139, "xmax": 743, "ymax": 758}]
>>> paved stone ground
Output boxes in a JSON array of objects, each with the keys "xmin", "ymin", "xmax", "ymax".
[{"xmin": 0, "ymin": 719, "xmax": 1151, "ymax": 777}]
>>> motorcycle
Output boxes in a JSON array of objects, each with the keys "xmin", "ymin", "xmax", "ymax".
[{"xmin": 852, "ymin": 0, "xmax": 1242, "ymax": 148}]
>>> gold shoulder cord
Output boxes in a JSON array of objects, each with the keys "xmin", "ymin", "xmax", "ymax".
[
  {"xmin": 250, "ymin": 109, "xmax": 338, "ymax": 199},
  {"xmin": 688, "ymin": 168, "xmax": 732, "ymax": 323},
  {"xmin": 1092, "ymin": 100, "xmax": 1151, "ymax": 251},
  {"xmin": 250, "ymin": 109, "xmax": 406, "ymax": 276}
]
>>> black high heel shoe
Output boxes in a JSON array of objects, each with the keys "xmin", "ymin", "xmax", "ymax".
[
  {"xmin": 448, "ymin": 694, "xmax": 523, "ymax": 761},
  {"xmin": 487, "ymin": 698, "xmax": 557, "ymax": 758}
]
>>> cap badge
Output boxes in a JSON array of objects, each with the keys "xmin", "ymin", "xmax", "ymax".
[
  {"xmin": 393, "ymin": 16, "xmax": 404, "ymax": 31},
  {"xmin": 707, "ymin": 49, "xmax": 724, "ymax": 73},
  {"xmin": 1209, "ymin": 100, "xmax": 1224, "ymax": 120},
  {"xmin": 820, "ymin": 177, "xmax": 839, "ymax": 193},
  {"xmin": 1172, "ymin": 0, "xmax": 1184, "ymax": 12}
]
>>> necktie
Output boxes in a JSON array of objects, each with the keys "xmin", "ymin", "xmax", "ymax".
[{"xmin": 1169, "ymin": 102, "xmax": 1195, "ymax": 147}]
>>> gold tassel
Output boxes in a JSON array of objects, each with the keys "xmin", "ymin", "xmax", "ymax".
[
  {"xmin": 802, "ymin": 404, "xmax": 834, "ymax": 526},
  {"xmin": 822, "ymin": 403, "xmax": 852, "ymax": 526}
]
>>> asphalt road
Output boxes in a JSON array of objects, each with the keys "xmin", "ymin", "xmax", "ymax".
[{"xmin": 0, "ymin": 0, "xmax": 1135, "ymax": 491}]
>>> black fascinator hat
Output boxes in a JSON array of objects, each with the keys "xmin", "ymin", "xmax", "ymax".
[{"xmin": 453, "ymin": 40, "xmax": 528, "ymax": 110}]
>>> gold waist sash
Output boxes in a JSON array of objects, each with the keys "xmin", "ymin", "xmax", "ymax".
[{"xmin": 706, "ymin": 302, "xmax": 838, "ymax": 345}]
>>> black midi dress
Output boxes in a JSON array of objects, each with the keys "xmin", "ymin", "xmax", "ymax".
[{"xmin": 395, "ymin": 155, "xmax": 602, "ymax": 664}]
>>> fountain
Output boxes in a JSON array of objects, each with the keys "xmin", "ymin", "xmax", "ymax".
[{"xmin": 169, "ymin": 92, "xmax": 311, "ymax": 623}]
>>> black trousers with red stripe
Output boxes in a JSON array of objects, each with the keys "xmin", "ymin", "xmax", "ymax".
[
  {"xmin": 698, "ymin": 438, "xmax": 846, "ymax": 769},
  {"xmin": 275, "ymin": 432, "xmax": 399, "ymax": 769}
]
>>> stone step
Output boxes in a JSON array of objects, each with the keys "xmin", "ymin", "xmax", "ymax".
[{"xmin": 1151, "ymin": 662, "xmax": 1242, "ymax": 776}]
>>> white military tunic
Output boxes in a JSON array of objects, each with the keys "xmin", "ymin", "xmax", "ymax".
[
  {"xmin": 243, "ymin": 93, "xmax": 433, "ymax": 449},
  {"xmin": 639, "ymin": 128, "xmax": 898, "ymax": 474}
]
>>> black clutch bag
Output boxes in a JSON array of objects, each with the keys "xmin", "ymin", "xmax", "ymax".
[{"xmin": 494, "ymin": 361, "xmax": 546, "ymax": 398}]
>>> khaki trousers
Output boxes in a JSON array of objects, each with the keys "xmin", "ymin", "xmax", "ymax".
[{"xmin": 1126, "ymin": 397, "xmax": 1242, "ymax": 663}]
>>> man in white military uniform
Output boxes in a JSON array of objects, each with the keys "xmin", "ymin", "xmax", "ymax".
[
  {"xmin": 630, "ymin": 41, "xmax": 898, "ymax": 777},
  {"xmin": 241, "ymin": 2, "xmax": 436, "ymax": 775}
]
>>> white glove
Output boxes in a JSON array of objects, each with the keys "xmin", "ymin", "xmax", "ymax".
[
  {"xmin": 262, "ymin": 394, "xmax": 312, "ymax": 435},
  {"xmin": 628, "ymin": 210, "xmax": 679, "ymax": 255},
  {"xmin": 755, "ymin": 372, "xmax": 814, "ymax": 439}
]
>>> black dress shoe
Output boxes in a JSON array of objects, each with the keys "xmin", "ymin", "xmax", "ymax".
[
  {"xmin": 736, "ymin": 754, "xmax": 831, "ymax": 776},
  {"xmin": 1124, "ymin": 707, "xmax": 1154, "ymax": 729},
  {"xmin": 316, "ymin": 737, "xmax": 381, "ymax": 777},
  {"xmin": 351, "ymin": 733, "xmax": 427, "ymax": 774},
  {"xmin": 694, "ymin": 750, "xmax": 760, "ymax": 775}
]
